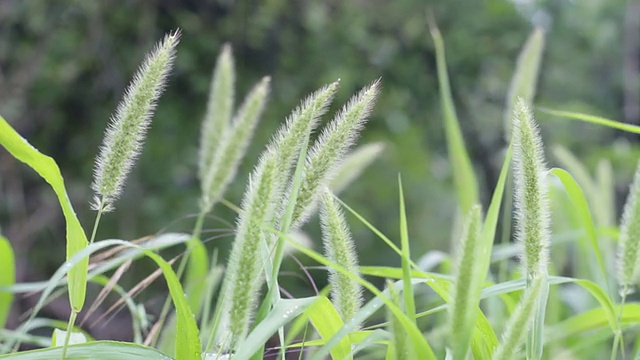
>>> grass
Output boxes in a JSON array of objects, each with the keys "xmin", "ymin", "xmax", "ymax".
[{"xmin": 1, "ymin": 24, "xmax": 640, "ymax": 360}]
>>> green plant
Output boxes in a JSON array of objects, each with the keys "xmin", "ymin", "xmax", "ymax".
[{"xmin": 3, "ymin": 21, "xmax": 640, "ymax": 360}]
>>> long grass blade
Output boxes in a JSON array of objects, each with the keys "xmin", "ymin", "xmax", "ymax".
[
  {"xmin": 397, "ymin": 175, "xmax": 416, "ymax": 324},
  {"xmin": 550, "ymin": 168, "xmax": 609, "ymax": 290},
  {"xmin": 429, "ymin": 22, "xmax": 479, "ymax": 214},
  {"xmin": 539, "ymin": 108, "xmax": 640, "ymax": 134},
  {"xmin": 282, "ymin": 237, "xmax": 436, "ymax": 360}
]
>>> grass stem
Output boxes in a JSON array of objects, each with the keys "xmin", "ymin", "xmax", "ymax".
[{"xmin": 60, "ymin": 310, "xmax": 78, "ymax": 360}]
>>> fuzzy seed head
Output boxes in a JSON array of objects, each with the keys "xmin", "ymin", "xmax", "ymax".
[
  {"xmin": 91, "ymin": 30, "xmax": 180, "ymax": 212},
  {"xmin": 274, "ymin": 81, "xmax": 340, "ymax": 177},
  {"xmin": 512, "ymin": 97, "xmax": 551, "ymax": 280},
  {"xmin": 199, "ymin": 44, "xmax": 236, "ymax": 182},
  {"xmin": 214, "ymin": 147, "xmax": 283, "ymax": 349},
  {"xmin": 291, "ymin": 79, "xmax": 380, "ymax": 228},
  {"xmin": 200, "ymin": 76, "xmax": 270, "ymax": 212},
  {"xmin": 320, "ymin": 188, "xmax": 363, "ymax": 323},
  {"xmin": 448, "ymin": 204, "xmax": 482, "ymax": 360},
  {"xmin": 617, "ymin": 161, "xmax": 640, "ymax": 295},
  {"xmin": 492, "ymin": 276, "xmax": 544, "ymax": 360}
]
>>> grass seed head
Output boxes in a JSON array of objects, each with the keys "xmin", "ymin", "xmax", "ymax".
[
  {"xmin": 92, "ymin": 30, "xmax": 180, "ymax": 212},
  {"xmin": 512, "ymin": 97, "xmax": 551, "ymax": 280}
]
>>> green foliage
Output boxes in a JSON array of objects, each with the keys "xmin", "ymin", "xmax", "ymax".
[{"xmin": 3, "ymin": 4, "xmax": 640, "ymax": 360}]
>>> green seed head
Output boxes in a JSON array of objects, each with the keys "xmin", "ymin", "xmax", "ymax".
[
  {"xmin": 617, "ymin": 161, "xmax": 640, "ymax": 295},
  {"xmin": 199, "ymin": 44, "xmax": 236, "ymax": 183},
  {"xmin": 92, "ymin": 30, "xmax": 180, "ymax": 212},
  {"xmin": 320, "ymin": 188, "xmax": 362, "ymax": 323},
  {"xmin": 291, "ymin": 79, "xmax": 380, "ymax": 228},
  {"xmin": 512, "ymin": 97, "xmax": 551, "ymax": 280}
]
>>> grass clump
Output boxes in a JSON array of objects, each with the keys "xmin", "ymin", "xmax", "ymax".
[{"xmin": 4, "ymin": 23, "xmax": 640, "ymax": 360}]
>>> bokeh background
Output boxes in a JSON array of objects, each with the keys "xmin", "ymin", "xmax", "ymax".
[{"xmin": 1, "ymin": 0, "xmax": 639, "ymax": 341}]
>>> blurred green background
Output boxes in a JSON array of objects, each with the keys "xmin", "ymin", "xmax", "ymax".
[{"xmin": 1, "ymin": 0, "xmax": 639, "ymax": 341}]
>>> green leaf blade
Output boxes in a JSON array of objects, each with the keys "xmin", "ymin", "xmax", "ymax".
[
  {"xmin": 0, "ymin": 236, "xmax": 14, "ymax": 329},
  {"xmin": 0, "ymin": 116, "xmax": 88, "ymax": 313}
]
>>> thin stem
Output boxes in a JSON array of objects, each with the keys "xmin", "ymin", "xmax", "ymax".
[
  {"xmin": 60, "ymin": 310, "xmax": 78, "ymax": 360},
  {"xmin": 150, "ymin": 209, "xmax": 207, "ymax": 347},
  {"xmin": 89, "ymin": 198, "xmax": 106, "ymax": 244},
  {"xmin": 611, "ymin": 292, "xmax": 628, "ymax": 360},
  {"xmin": 220, "ymin": 197, "xmax": 242, "ymax": 214}
]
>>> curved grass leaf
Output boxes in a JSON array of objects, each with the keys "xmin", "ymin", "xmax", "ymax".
[
  {"xmin": 0, "ymin": 115, "xmax": 88, "ymax": 313},
  {"xmin": 539, "ymin": 108, "xmax": 640, "ymax": 134},
  {"xmin": 429, "ymin": 22, "xmax": 479, "ymax": 214},
  {"xmin": 398, "ymin": 176, "xmax": 416, "ymax": 324},
  {"xmin": 546, "ymin": 304, "xmax": 640, "ymax": 345},
  {"xmin": 0, "ymin": 341, "xmax": 173, "ymax": 360},
  {"xmin": 0, "ymin": 236, "xmax": 14, "ymax": 329},
  {"xmin": 550, "ymin": 168, "xmax": 609, "ymax": 291},
  {"xmin": 2, "ymin": 238, "xmax": 200, "ymax": 359},
  {"xmin": 305, "ymin": 296, "xmax": 353, "ymax": 360},
  {"xmin": 233, "ymin": 297, "xmax": 318, "ymax": 360},
  {"xmin": 282, "ymin": 240, "xmax": 436, "ymax": 360},
  {"xmin": 1, "ymin": 233, "xmax": 189, "ymax": 294}
]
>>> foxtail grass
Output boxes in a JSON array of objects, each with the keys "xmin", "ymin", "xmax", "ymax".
[
  {"xmin": 491, "ymin": 276, "xmax": 544, "ymax": 360},
  {"xmin": 92, "ymin": 30, "xmax": 180, "ymax": 215},
  {"xmin": 291, "ymin": 79, "xmax": 380, "ymax": 228},
  {"xmin": 617, "ymin": 161, "xmax": 640, "ymax": 296},
  {"xmin": 512, "ymin": 98, "xmax": 551, "ymax": 281},
  {"xmin": 200, "ymin": 76, "xmax": 270, "ymax": 213},
  {"xmin": 82, "ymin": 30, "xmax": 180, "ymax": 359},
  {"xmin": 612, "ymin": 161, "xmax": 640, "ymax": 360},
  {"xmin": 199, "ymin": 44, "xmax": 235, "ymax": 183},
  {"xmin": 386, "ymin": 279, "xmax": 410, "ymax": 360},
  {"xmin": 503, "ymin": 28, "xmax": 545, "ymax": 139},
  {"xmin": 448, "ymin": 204, "xmax": 482, "ymax": 360},
  {"xmin": 319, "ymin": 188, "xmax": 363, "ymax": 324},
  {"xmin": 511, "ymin": 98, "xmax": 551, "ymax": 359},
  {"xmin": 209, "ymin": 81, "xmax": 347, "ymax": 352},
  {"xmin": 330, "ymin": 142, "xmax": 385, "ymax": 194}
]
